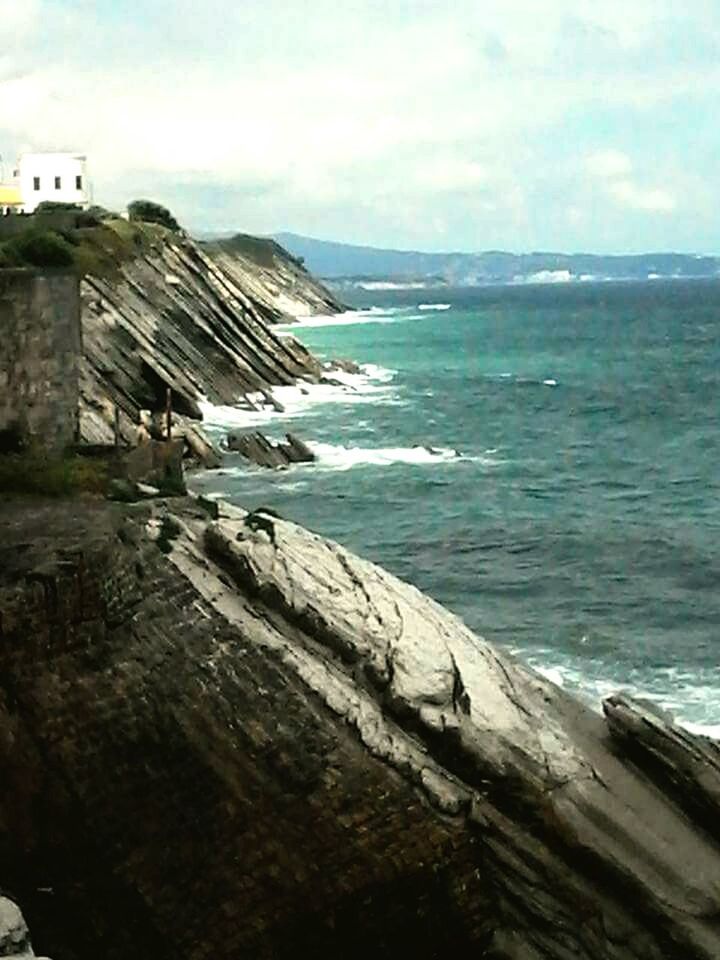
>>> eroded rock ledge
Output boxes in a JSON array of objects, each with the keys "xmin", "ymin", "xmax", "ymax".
[{"xmin": 0, "ymin": 499, "xmax": 718, "ymax": 960}]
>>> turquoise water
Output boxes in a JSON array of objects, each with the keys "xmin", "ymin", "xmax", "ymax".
[{"xmin": 194, "ymin": 280, "xmax": 720, "ymax": 733}]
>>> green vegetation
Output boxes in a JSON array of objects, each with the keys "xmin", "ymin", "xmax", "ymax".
[
  {"xmin": 0, "ymin": 451, "xmax": 110, "ymax": 497},
  {"xmin": 0, "ymin": 217, "xmax": 170, "ymax": 278},
  {"xmin": 34, "ymin": 200, "xmax": 83, "ymax": 214},
  {"xmin": 0, "ymin": 200, "xmax": 181, "ymax": 277},
  {"xmin": 0, "ymin": 230, "xmax": 76, "ymax": 268},
  {"xmin": 127, "ymin": 199, "xmax": 181, "ymax": 232},
  {"xmin": 205, "ymin": 233, "xmax": 281, "ymax": 269}
]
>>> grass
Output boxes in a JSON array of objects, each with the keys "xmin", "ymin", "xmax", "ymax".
[
  {"xmin": 0, "ymin": 218, "xmax": 172, "ymax": 279},
  {"xmin": 204, "ymin": 233, "xmax": 283, "ymax": 270},
  {"xmin": 0, "ymin": 452, "xmax": 110, "ymax": 497}
]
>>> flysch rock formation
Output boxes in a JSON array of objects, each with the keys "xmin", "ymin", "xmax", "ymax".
[
  {"xmin": 202, "ymin": 233, "xmax": 344, "ymax": 321},
  {"xmin": 78, "ymin": 230, "xmax": 336, "ymax": 451},
  {"xmin": 226, "ymin": 430, "xmax": 316, "ymax": 467},
  {"xmin": 1, "ymin": 497, "xmax": 719, "ymax": 960},
  {"xmin": 0, "ymin": 897, "xmax": 48, "ymax": 959}
]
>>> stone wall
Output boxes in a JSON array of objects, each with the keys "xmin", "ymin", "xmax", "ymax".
[{"xmin": 0, "ymin": 270, "xmax": 81, "ymax": 450}]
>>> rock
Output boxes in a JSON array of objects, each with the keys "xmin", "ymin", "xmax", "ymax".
[
  {"xmin": 284, "ymin": 433, "xmax": 315, "ymax": 463},
  {"xmin": 200, "ymin": 233, "xmax": 346, "ymax": 323},
  {"xmin": 107, "ymin": 477, "xmax": 139, "ymax": 502},
  {"xmin": 119, "ymin": 439, "xmax": 187, "ymax": 495},
  {"xmin": 325, "ymin": 358, "xmax": 361, "ymax": 375},
  {"xmin": 136, "ymin": 482, "xmax": 161, "ymax": 499},
  {"xmin": 196, "ymin": 494, "xmax": 220, "ymax": 520},
  {"xmin": 226, "ymin": 431, "xmax": 315, "ymax": 468},
  {"xmin": 1, "ymin": 500, "xmax": 719, "ymax": 959},
  {"xmin": 0, "ymin": 897, "xmax": 35, "ymax": 958},
  {"xmin": 604, "ymin": 694, "xmax": 720, "ymax": 837},
  {"xmin": 78, "ymin": 230, "xmax": 329, "ymax": 453}
]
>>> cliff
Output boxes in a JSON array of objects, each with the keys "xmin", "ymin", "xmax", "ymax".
[
  {"xmin": 1, "ymin": 497, "xmax": 719, "ymax": 960},
  {"xmin": 202, "ymin": 233, "xmax": 345, "ymax": 321},
  {"xmin": 73, "ymin": 220, "xmax": 341, "ymax": 449}
]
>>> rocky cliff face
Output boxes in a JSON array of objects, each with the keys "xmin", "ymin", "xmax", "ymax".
[
  {"xmin": 1, "ymin": 497, "xmax": 719, "ymax": 960},
  {"xmin": 77, "ymin": 224, "xmax": 337, "ymax": 448},
  {"xmin": 202, "ymin": 233, "xmax": 345, "ymax": 321}
]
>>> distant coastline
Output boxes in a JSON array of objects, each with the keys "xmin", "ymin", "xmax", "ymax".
[{"xmin": 268, "ymin": 231, "xmax": 720, "ymax": 288}]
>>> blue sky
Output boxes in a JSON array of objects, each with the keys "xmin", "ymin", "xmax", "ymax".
[{"xmin": 1, "ymin": 0, "xmax": 718, "ymax": 253}]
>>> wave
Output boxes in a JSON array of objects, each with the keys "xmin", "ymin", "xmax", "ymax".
[
  {"xmin": 280, "ymin": 306, "xmax": 409, "ymax": 329},
  {"xmin": 308, "ymin": 442, "xmax": 502, "ymax": 471},
  {"xmin": 199, "ymin": 364, "xmax": 399, "ymax": 431},
  {"xmin": 517, "ymin": 651, "xmax": 720, "ymax": 739},
  {"xmin": 418, "ymin": 303, "xmax": 451, "ymax": 311}
]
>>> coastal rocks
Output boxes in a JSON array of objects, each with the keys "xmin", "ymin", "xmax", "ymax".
[
  {"xmin": 0, "ymin": 499, "xmax": 719, "ymax": 958},
  {"xmin": 78, "ymin": 230, "xmax": 328, "ymax": 454},
  {"xmin": 0, "ymin": 898, "xmax": 32, "ymax": 958},
  {"xmin": 201, "ymin": 233, "xmax": 345, "ymax": 322},
  {"xmin": 0, "ymin": 898, "xmax": 49, "ymax": 959},
  {"xmin": 324, "ymin": 358, "xmax": 361, "ymax": 375},
  {"xmin": 226, "ymin": 430, "xmax": 315, "ymax": 468}
]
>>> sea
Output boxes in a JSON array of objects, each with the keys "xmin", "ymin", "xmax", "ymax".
[{"xmin": 193, "ymin": 279, "xmax": 720, "ymax": 736}]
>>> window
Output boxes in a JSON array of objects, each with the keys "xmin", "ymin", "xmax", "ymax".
[
  {"xmin": 55, "ymin": 176, "xmax": 62, "ymax": 190},
  {"xmin": 33, "ymin": 177, "xmax": 40, "ymax": 191},
  {"xmin": 76, "ymin": 175, "xmax": 83, "ymax": 190}
]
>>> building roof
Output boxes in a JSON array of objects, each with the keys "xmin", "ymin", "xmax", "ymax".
[{"xmin": 0, "ymin": 185, "xmax": 22, "ymax": 205}]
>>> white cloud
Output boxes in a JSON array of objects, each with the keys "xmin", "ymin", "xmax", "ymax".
[
  {"xmin": 0, "ymin": 0, "xmax": 715, "ymax": 249},
  {"xmin": 585, "ymin": 150, "xmax": 633, "ymax": 179},
  {"xmin": 607, "ymin": 180, "xmax": 676, "ymax": 212}
]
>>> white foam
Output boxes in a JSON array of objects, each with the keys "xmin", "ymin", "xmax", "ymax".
[
  {"xmin": 307, "ymin": 442, "xmax": 501, "ymax": 471},
  {"xmin": 199, "ymin": 364, "xmax": 399, "ymax": 431},
  {"xmin": 517, "ymin": 650, "xmax": 720, "ymax": 740},
  {"xmin": 309, "ymin": 442, "xmax": 462, "ymax": 470},
  {"xmin": 681, "ymin": 721, "xmax": 720, "ymax": 739},
  {"xmin": 418, "ymin": 303, "xmax": 451, "ymax": 311},
  {"xmin": 280, "ymin": 307, "xmax": 408, "ymax": 329}
]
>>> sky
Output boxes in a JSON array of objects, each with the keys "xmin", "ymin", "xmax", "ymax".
[{"xmin": 1, "ymin": 0, "xmax": 718, "ymax": 253}]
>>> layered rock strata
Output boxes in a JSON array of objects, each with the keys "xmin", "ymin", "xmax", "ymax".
[
  {"xmin": 79, "ymin": 234, "xmax": 326, "ymax": 449},
  {"xmin": 226, "ymin": 430, "xmax": 315, "ymax": 467},
  {"xmin": 1, "ymin": 499, "xmax": 719, "ymax": 960},
  {"xmin": 202, "ymin": 234, "xmax": 344, "ymax": 321}
]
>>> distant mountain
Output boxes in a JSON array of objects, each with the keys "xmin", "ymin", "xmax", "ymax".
[{"xmin": 272, "ymin": 232, "xmax": 720, "ymax": 287}]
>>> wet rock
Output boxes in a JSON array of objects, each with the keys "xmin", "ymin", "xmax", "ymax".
[
  {"xmin": 325, "ymin": 358, "xmax": 361, "ymax": 375},
  {"xmin": 226, "ymin": 431, "xmax": 316, "ymax": 468},
  {"xmin": 0, "ymin": 897, "xmax": 49, "ymax": 959},
  {"xmin": 78, "ymin": 231, "xmax": 328, "ymax": 455},
  {"xmin": 1, "ymin": 501, "xmax": 719, "ymax": 959}
]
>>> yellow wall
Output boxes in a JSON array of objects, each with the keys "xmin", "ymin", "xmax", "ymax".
[{"xmin": 0, "ymin": 185, "xmax": 22, "ymax": 206}]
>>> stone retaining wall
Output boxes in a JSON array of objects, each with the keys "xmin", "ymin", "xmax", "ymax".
[{"xmin": 0, "ymin": 270, "xmax": 81, "ymax": 450}]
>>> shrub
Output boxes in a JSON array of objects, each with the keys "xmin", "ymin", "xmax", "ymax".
[
  {"xmin": 0, "ymin": 452, "xmax": 109, "ymax": 497},
  {"xmin": 35, "ymin": 201, "xmax": 82, "ymax": 214},
  {"xmin": 0, "ymin": 230, "xmax": 76, "ymax": 268},
  {"xmin": 127, "ymin": 200, "xmax": 180, "ymax": 232}
]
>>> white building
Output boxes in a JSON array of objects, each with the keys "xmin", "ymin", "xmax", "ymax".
[{"xmin": 17, "ymin": 153, "xmax": 91, "ymax": 213}]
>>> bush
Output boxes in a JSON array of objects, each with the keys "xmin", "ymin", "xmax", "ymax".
[
  {"xmin": 35, "ymin": 201, "xmax": 82, "ymax": 214},
  {"xmin": 0, "ymin": 452, "xmax": 109, "ymax": 497},
  {"xmin": 0, "ymin": 230, "xmax": 76, "ymax": 268},
  {"xmin": 127, "ymin": 200, "xmax": 180, "ymax": 232}
]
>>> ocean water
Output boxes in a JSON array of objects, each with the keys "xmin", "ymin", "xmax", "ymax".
[{"xmin": 193, "ymin": 280, "xmax": 720, "ymax": 735}]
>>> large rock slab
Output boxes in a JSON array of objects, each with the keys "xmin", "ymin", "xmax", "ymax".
[
  {"xmin": 0, "ymin": 499, "xmax": 718, "ymax": 960},
  {"xmin": 226, "ymin": 431, "xmax": 315, "ymax": 467}
]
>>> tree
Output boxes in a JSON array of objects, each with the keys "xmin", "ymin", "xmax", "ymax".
[{"xmin": 127, "ymin": 200, "xmax": 180, "ymax": 232}]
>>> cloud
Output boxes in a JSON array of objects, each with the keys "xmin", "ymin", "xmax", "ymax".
[
  {"xmin": 607, "ymin": 180, "xmax": 676, "ymax": 213},
  {"xmin": 585, "ymin": 150, "xmax": 633, "ymax": 179},
  {"xmin": 0, "ymin": 0, "xmax": 716, "ymax": 251}
]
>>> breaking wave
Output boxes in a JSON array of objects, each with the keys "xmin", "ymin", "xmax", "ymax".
[
  {"xmin": 280, "ymin": 307, "xmax": 409, "ymax": 329},
  {"xmin": 308, "ymin": 442, "xmax": 501, "ymax": 471},
  {"xmin": 199, "ymin": 364, "xmax": 399, "ymax": 431}
]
